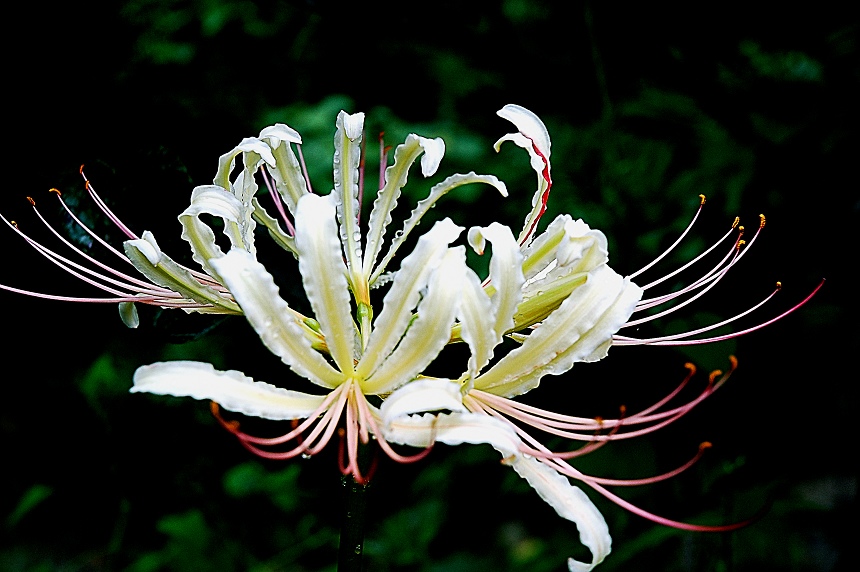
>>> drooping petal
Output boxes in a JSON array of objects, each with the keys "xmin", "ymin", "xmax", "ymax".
[
  {"xmin": 294, "ymin": 193, "xmax": 356, "ymax": 375},
  {"xmin": 124, "ymin": 231, "xmax": 241, "ymax": 313},
  {"xmin": 370, "ymin": 172, "xmax": 507, "ymax": 285},
  {"xmin": 475, "ymin": 267, "xmax": 643, "ymax": 397},
  {"xmin": 178, "ymin": 185, "xmax": 249, "ymax": 281},
  {"xmin": 132, "ymin": 361, "xmax": 325, "ymax": 420},
  {"xmin": 357, "ymin": 218, "xmax": 462, "ymax": 380},
  {"xmin": 363, "ymin": 246, "xmax": 467, "ymax": 395},
  {"xmin": 258, "ymin": 123, "xmax": 309, "ymax": 214},
  {"xmin": 495, "ymin": 104, "xmax": 552, "ymax": 244},
  {"xmin": 457, "ymin": 267, "xmax": 496, "ymax": 380},
  {"xmin": 210, "ymin": 249, "xmax": 344, "ymax": 388},
  {"xmin": 214, "ymin": 137, "xmax": 277, "ymax": 192},
  {"xmin": 510, "ymin": 457, "xmax": 611, "ymax": 572},
  {"xmin": 363, "ymin": 134, "xmax": 445, "ymax": 278}
]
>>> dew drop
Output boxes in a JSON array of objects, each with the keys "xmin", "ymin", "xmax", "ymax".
[
  {"xmin": 352, "ymin": 231, "xmax": 361, "ymax": 241},
  {"xmin": 354, "ymin": 545, "xmax": 362, "ymax": 555},
  {"xmin": 301, "ymin": 453, "xmax": 312, "ymax": 460}
]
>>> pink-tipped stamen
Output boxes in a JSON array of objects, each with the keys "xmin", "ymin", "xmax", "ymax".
[{"xmin": 295, "ymin": 144, "xmax": 314, "ymax": 195}]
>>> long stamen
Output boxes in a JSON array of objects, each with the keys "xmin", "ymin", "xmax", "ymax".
[
  {"xmin": 80, "ymin": 166, "xmax": 138, "ymax": 240},
  {"xmin": 629, "ymin": 194, "xmax": 708, "ymax": 280},
  {"xmin": 260, "ymin": 165, "xmax": 296, "ymax": 236}
]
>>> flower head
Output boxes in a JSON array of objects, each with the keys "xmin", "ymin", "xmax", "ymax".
[{"xmin": 3, "ymin": 104, "xmax": 819, "ymax": 571}]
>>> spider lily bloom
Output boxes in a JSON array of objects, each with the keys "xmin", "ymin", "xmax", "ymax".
[
  {"xmin": 0, "ymin": 175, "xmax": 242, "ymax": 327},
  {"xmin": 131, "ymin": 110, "xmax": 509, "ymax": 483}
]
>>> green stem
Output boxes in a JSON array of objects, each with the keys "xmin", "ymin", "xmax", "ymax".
[{"xmin": 337, "ymin": 475, "xmax": 370, "ymax": 572}]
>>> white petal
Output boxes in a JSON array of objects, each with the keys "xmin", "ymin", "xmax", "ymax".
[
  {"xmin": 379, "ymin": 377, "xmax": 468, "ymax": 420},
  {"xmin": 419, "ymin": 136, "xmax": 445, "ymax": 176},
  {"xmin": 210, "ymin": 249, "xmax": 344, "ymax": 388},
  {"xmin": 124, "ymin": 231, "xmax": 241, "ymax": 313},
  {"xmin": 495, "ymin": 105, "xmax": 552, "ymax": 245},
  {"xmin": 475, "ymin": 267, "xmax": 643, "ymax": 397},
  {"xmin": 363, "ymin": 246, "xmax": 466, "ymax": 395},
  {"xmin": 333, "ymin": 110, "xmax": 364, "ymax": 284},
  {"xmin": 259, "ymin": 123, "xmax": 303, "ymax": 147},
  {"xmin": 132, "ymin": 361, "xmax": 325, "ymax": 421},
  {"xmin": 179, "ymin": 185, "xmax": 248, "ymax": 280},
  {"xmin": 363, "ymin": 134, "xmax": 447, "ymax": 277},
  {"xmin": 258, "ymin": 124, "xmax": 309, "ymax": 214},
  {"xmin": 295, "ymin": 194, "xmax": 356, "ymax": 375},
  {"xmin": 497, "ymin": 104, "xmax": 551, "ymax": 161},
  {"xmin": 510, "ymin": 457, "xmax": 611, "ymax": 572},
  {"xmin": 357, "ymin": 218, "xmax": 462, "ymax": 379},
  {"xmin": 383, "ymin": 410, "xmax": 520, "ymax": 458},
  {"xmin": 214, "ymin": 137, "xmax": 276, "ymax": 191},
  {"xmin": 370, "ymin": 172, "xmax": 507, "ymax": 285}
]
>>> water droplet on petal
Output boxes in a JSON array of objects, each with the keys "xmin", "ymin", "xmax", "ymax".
[{"xmin": 301, "ymin": 453, "xmax": 312, "ymax": 460}]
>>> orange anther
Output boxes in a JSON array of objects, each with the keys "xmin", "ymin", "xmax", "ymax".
[
  {"xmin": 732, "ymin": 216, "xmax": 740, "ymax": 228},
  {"xmin": 699, "ymin": 194, "xmax": 706, "ymax": 205},
  {"xmin": 79, "ymin": 164, "xmax": 85, "ymax": 174},
  {"xmin": 618, "ymin": 405, "xmax": 627, "ymax": 416},
  {"xmin": 759, "ymin": 214, "xmax": 766, "ymax": 228},
  {"xmin": 49, "ymin": 188, "xmax": 62, "ymax": 196},
  {"xmin": 684, "ymin": 362, "xmax": 697, "ymax": 374},
  {"xmin": 700, "ymin": 441, "xmax": 713, "ymax": 450},
  {"xmin": 594, "ymin": 416, "xmax": 604, "ymax": 425},
  {"xmin": 10, "ymin": 221, "xmax": 17, "ymax": 228},
  {"xmin": 738, "ymin": 225, "xmax": 745, "ymax": 233},
  {"xmin": 709, "ymin": 369, "xmax": 723, "ymax": 383},
  {"xmin": 776, "ymin": 281, "xmax": 782, "ymax": 290},
  {"xmin": 26, "ymin": 197, "xmax": 35, "ymax": 206},
  {"xmin": 728, "ymin": 355, "xmax": 738, "ymax": 370}
]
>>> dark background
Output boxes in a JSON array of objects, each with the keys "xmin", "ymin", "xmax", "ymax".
[{"xmin": 2, "ymin": 1, "xmax": 856, "ymax": 570}]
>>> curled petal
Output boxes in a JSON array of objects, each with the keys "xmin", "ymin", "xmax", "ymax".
[
  {"xmin": 179, "ymin": 185, "xmax": 248, "ymax": 281},
  {"xmin": 510, "ymin": 457, "xmax": 611, "ymax": 572},
  {"xmin": 132, "ymin": 361, "xmax": 325, "ymax": 421},
  {"xmin": 495, "ymin": 104, "xmax": 552, "ymax": 244},
  {"xmin": 214, "ymin": 137, "xmax": 276, "ymax": 192}
]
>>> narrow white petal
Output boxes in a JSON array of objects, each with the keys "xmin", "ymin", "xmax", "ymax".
[
  {"xmin": 357, "ymin": 218, "xmax": 462, "ymax": 379},
  {"xmin": 363, "ymin": 134, "xmax": 447, "ymax": 277},
  {"xmin": 132, "ymin": 361, "xmax": 325, "ymax": 421},
  {"xmin": 495, "ymin": 104, "xmax": 552, "ymax": 245},
  {"xmin": 210, "ymin": 249, "xmax": 343, "ymax": 388},
  {"xmin": 333, "ymin": 110, "xmax": 364, "ymax": 286},
  {"xmin": 214, "ymin": 137, "xmax": 276, "ymax": 191},
  {"xmin": 295, "ymin": 194, "xmax": 356, "ymax": 375},
  {"xmin": 259, "ymin": 124, "xmax": 309, "ymax": 214},
  {"xmin": 480, "ymin": 223, "xmax": 525, "ymax": 341},
  {"xmin": 510, "ymin": 457, "xmax": 611, "ymax": 572},
  {"xmin": 370, "ymin": 172, "xmax": 507, "ymax": 284},
  {"xmin": 363, "ymin": 246, "xmax": 466, "ymax": 395}
]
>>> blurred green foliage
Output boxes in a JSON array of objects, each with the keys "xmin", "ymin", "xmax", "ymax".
[{"xmin": 2, "ymin": 1, "xmax": 856, "ymax": 571}]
